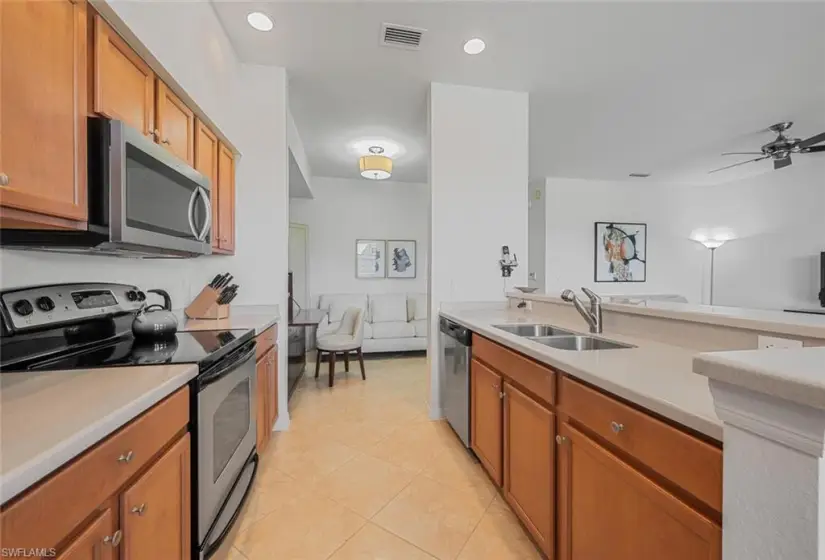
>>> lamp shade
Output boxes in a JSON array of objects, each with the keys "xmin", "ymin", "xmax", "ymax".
[
  {"xmin": 359, "ymin": 155, "xmax": 392, "ymax": 180},
  {"xmin": 699, "ymin": 239, "xmax": 727, "ymax": 249}
]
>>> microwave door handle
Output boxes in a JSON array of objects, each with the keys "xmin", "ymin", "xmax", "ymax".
[
  {"xmin": 187, "ymin": 188, "xmax": 199, "ymax": 239},
  {"xmin": 197, "ymin": 186, "xmax": 212, "ymax": 242}
]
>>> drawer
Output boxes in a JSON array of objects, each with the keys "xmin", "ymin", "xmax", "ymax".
[
  {"xmin": 256, "ymin": 325, "xmax": 276, "ymax": 360},
  {"xmin": 1, "ymin": 387, "xmax": 189, "ymax": 549},
  {"xmin": 558, "ymin": 376, "xmax": 722, "ymax": 512},
  {"xmin": 473, "ymin": 335, "xmax": 555, "ymax": 406}
]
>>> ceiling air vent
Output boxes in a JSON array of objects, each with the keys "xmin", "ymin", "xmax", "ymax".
[
  {"xmin": 381, "ymin": 23, "xmax": 425, "ymax": 50},
  {"xmin": 629, "ymin": 173, "xmax": 651, "ymax": 178}
]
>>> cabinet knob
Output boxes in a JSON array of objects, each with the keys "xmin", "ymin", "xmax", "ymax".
[
  {"xmin": 131, "ymin": 503, "xmax": 147, "ymax": 516},
  {"xmin": 117, "ymin": 450, "xmax": 135, "ymax": 464},
  {"xmin": 0, "ymin": 173, "xmax": 9, "ymax": 187},
  {"xmin": 103, "ymin": 530, "xmax": 122, "ymax": 547},
  {"xmin": 555, "ymin": 435, "xmax": 568, "ymax": 445},
  {"xmin": 610, "ymin": 421, "xmax": 625, "ymax": 434},
  {"xmin": 162, "ymin": 138, "xmax": 171, "ymax": 145},
  {"xmin": 152, "ymin": 129, "xmax": 160, "ymax": 140}
]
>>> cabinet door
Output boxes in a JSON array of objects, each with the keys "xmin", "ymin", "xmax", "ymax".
[
  {"xmin": 256, "ymin": 355, "xmax": 269, "ymax": 452},
  {"xmin": 470, "ymin": 358, "xmax": 503, "ymax": 486},
  {"xmin": 267, "ymin": 349, "xmax": 279, "ymax": 430},
  {"xmin": 194, "ymin": 120, "xmax": 220, "ymax": 249},
  {"xmin": 156, "ymin": 81, "xmax": 194, "ymax": 164},
  {"xmin": 216, "ymin": 143, "xmax": 235, "ymax": 252},
  {"xmin": 93, "ymin": 14, "xmax": 154, "ymax": 136},
  {"xmin": 56, "ymin": 507, "xmax": 116, "ymax": 560},
  {"xmin": 503, "ymin": 382, "xmax": 554, "ymax": 556},
  {"xmin": 0, "ymin": 0, "xmax": 88, "ymax": 222},
  {"xmin": 121, "ymin": 434, "xmax": 190, "ymax": 560},
  {"xmin": 557, "ymin": 422, "xmax": 721, "ymax": 560}
]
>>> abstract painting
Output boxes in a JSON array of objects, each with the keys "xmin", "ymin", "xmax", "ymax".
[
  {"xmin": 387, "ymin": 240, "xmax": 416, "ymax": 279},
  {"xmin": 356, "ymin": 240, "xmax": 386, "ymax": 279},
  {"xmin": 594, "ymin": 222, "xmax": 647, "ymax": 282}
]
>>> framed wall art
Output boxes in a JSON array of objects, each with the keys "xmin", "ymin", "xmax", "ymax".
[{"xmin": 594, "ymin": 222, "xmax": 647, "ymax": 282}]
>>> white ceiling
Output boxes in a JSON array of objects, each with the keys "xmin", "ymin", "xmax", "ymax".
[{"xmin": 211, "ymin": 1, "xmax": 825, "ymax": 185}]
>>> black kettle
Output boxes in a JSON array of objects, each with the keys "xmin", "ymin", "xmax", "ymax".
[{"xmin": 132, "ymin": 289, "xmax": 179, "ymax": 338}]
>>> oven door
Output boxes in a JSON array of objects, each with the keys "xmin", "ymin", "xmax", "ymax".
[
  {"xmin": 108, "ymin": 120, "xmax": 212, "ymax": 255},
  {"xmin": 196, "ymin": 341, "xmax": 257, "ymax": 544}
]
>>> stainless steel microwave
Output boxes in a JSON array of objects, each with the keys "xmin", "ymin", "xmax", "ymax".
[{"xmin": 1, "ymin": 118, "xmax": 212, "ymax": 257}]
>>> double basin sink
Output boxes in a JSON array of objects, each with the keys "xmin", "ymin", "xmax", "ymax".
[{"xmin": 492, "ymin": 324, "xmax": 634, "ymax": 351}]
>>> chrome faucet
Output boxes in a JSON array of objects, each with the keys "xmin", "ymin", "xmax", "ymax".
[{"xmin": 561, "ymin": 288, "xmax": 603, "ymax": 334}]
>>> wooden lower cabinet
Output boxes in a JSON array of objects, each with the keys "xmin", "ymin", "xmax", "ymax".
[
  {"xmin": 503, "ymin": 382, "xmax": 554, "ymax": 557},
  {"xmin": 121, "ymin": 434, "xmax": 190, "ymax": 560},
  {"xmin": 470, "ymin": 358, "xmax": 503, "ymax": 486},
  {"xmin": 267, "ymin": 349, "xmax": 279, "ymax": 433},
  {"xmin": 557, "ymin": 422, "xmax": 721, "ymax": 560},
  {"xmin": 256, "ymin": 351, "xmax": 270, "ymax": 453},
  {"xmin": 55, "ymin": 508, "xmax": 116, "ymax": 560}
]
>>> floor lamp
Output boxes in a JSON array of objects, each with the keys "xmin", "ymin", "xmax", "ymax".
[{"xmin": 698, "ymin": 239, "xmax": 728, "ymax": 305}]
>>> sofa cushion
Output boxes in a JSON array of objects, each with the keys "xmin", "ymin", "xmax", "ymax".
[
  {"xmin": 362, "ymin": 321, "xmax": 373, "ymax": 339},
  {"xmin": 370, "ymin": 294, "xmax": 408, "ymax": 323},
  {"xmin": 412, "ymin": 319, "xmax": 428, "ymax": 338},
  {"xmin": 319, "ymin": 294, "xmax": 367, "ymax": 324},
  {"xmin": 371, "ymin": 321, "xmax": 415, "ymax": 339},
  {"xmin": 408, "ymin": 293, "xmax": 428, "ymax": 321}
]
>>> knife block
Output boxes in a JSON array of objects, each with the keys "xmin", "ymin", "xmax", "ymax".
[{"xmin": 185, "ymin": 286, "xmax": 231, "ymax": 320}]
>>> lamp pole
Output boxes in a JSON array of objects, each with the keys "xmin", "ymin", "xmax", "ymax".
[{"xmin": 709, "ymin": 246, "xmax": 717, "ymax": 306}]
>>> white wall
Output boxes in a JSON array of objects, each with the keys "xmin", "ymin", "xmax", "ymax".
[
  {"xmin": 289, "ymin": 177, "xmax": 429, "ymax": 301},
  {"xmin": 0, "ymin": 0, "xmax": 292, "ymax": 428},
  {"xmin": 429, "ymin": 82, "xmax": 529, "ymax": 417},
  {"xmin": 543, "ymin": 158, "xmax": 825, "ymax": 310}
]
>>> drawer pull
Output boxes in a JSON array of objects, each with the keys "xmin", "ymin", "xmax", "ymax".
[
  {"xmin": 0, "ymin": 173, "xmax": 9, "ymax": 187},
  {"xmin": 103, "ymin": 530, "xmax": 122, "ymax": 547},
  {"xmin": 610, "ymin": 421, "xmax": 625, "ymax": 434},
  {"xmin": 131, "ymin": 503, "xmax": 147, "ymax": 516},
  {"xmin": 117, "ymin": 450, "xmax": 135, "ymax": 464}
]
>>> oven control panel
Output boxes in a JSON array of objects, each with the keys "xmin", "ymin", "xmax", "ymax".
[{"xmin": 0, "ymin": 283, "xmax": 147, "ymax": 333}]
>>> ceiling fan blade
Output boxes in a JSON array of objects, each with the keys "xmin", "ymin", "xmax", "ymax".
[
  {"xmin": 708, "ymin": 156, "xmax": 770, "ymax": 174},
  {"xmin": 774, "ymin": 156, "xmax": 792, "ymax": 170},
  {"xmin": 798, "ymin": 131, "xmax": 825, "ymax": 149},
  {"xmin": 721, "ymin": 152, "xmax": 764, "ymax": 156},
  {"xmin": 802, "ymin": 145, "xmax": 825, "ymax": 153}
]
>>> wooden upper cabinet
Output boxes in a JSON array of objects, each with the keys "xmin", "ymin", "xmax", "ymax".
[
  {"xmin": 217, "ymin": 143, "xmax": 235, "ymax": 252},
  {"xmin": 470, "ymin": 358, "xmax": 503, "ymax": 486},
  {"xmin": 503, "ymin": 382, "xmax": 554, "ymax": 557},
  {"xmin": 55, "ymin": 507, "xmax": 116, "ymax": 560},
  {"xmin": 0, "ymin": 0, "xmax": 88, "ymax": 222},
  {"xmin": 557, "ymin": 422, "xmax": 721, "ymax": 560},
  {"xmin": 194, "ymin": 120, "xmax": 220, "ymax": 249},
  {"xmin": 156, "ymin": 81, "xmax": 194, "ymax": 164},
  {"xmin": 93, "ymin": 14, "xmax": 154, "ymax": 137},
  {"xmin": 121, "ymin": 434, "xmax": 191, "ymax": 560}
]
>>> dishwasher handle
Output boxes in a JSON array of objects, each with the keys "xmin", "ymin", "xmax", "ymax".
[{"xmin": 440, "ymin": 318, "xmax": 471, "ymax": 346}]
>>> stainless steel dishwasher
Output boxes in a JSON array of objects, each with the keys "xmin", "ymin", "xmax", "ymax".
[{"xmin": 440, "ymin": 317, "xmax": 472, "ymax": 447}]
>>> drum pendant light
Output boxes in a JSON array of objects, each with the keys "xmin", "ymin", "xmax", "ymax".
[{"xmin": 359, "ymin": 146, "xmax": 392, "ymax": 180}]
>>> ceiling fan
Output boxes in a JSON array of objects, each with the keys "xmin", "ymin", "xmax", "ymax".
[{"xmin": 709, "ymin": 122, "xmax": 825, "ymax": 174}]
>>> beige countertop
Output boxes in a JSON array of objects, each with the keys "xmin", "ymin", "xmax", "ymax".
[
  {"xmin": 440, "ymin": 303, "xmax": 722, "ymax": 441},
  {"xmin": 175, "ymin": 304, "xmax": 280, "ymax": 335},
  {"xmin": 0, "ymin": 363, "xmax": 198, "ymax": 505},
  {"xmin": 509, "ymin": 292, "xmax": 825, "ymax": 340},
  {"xmin": 694, "ymin": 347, "xmax": 825, "ymax": 410}
]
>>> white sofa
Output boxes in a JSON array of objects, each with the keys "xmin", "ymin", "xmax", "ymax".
[{"xmin": 316, "ymin": 293, "xmax": 428, "ymax": 353}]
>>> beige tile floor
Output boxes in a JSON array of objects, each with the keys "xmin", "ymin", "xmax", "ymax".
[{"xmin": 229, "ymin": 355, "xmax": 542, "ymax": 560}]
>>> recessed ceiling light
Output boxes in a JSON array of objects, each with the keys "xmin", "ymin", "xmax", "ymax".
[
  {"xmin": 463, "ymin": 38, "xmax": 486, "ymax": 55},
  {"xmin": 247, "ymin": 12, "xmax": 274, "ymax": 32}
]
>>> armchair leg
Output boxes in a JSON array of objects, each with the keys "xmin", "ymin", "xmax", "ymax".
[
  {"xmin": 357, "ymin": 348, "xmax": 366, "ymax": 380},
  {"xmin": 315, "ymin": 350, "xmax": 322, "ymax": 378},
  {"xmin": 329, "ymin": 352, "xmax": 336, "ymax": 388},
  {"xmin": 344, "ymin": 352, "xmax": 350, "ymax": 372}
]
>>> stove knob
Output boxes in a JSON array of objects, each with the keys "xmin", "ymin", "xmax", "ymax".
[
  {"xmin": 136, "ymin": 291, "xmax": 146, "ymax": 302},
  {"xmin": 36, "ymin": 296, "xmax": 55, "ymax": 312},
  {"xmin": 126, "ymin": 290, "xmax": 138, "ymax": 302},
  {"xmin": 12, "ymin": 299, "xmax": 34, "ymax": 317}
]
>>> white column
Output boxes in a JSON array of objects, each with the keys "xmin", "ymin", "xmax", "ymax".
[
  {"xmin": 695, "ymin": 349, "xmax": 825, "ymax": 560},
  {"xmin": 427, "ymin": 83, "xmax": 529, "ymax": 418}
]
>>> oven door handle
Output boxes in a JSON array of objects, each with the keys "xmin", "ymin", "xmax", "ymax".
[
  {"xmin": 202, "ymin": 452, "xmax": 259, "ymax": 560},
  {"xmin": 198, "ymin": 342, "xmax": 257, "ymax": 389}
]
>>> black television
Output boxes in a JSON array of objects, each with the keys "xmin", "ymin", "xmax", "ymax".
[{"xmin": 820, "ymin": 252, "xmax": 825, "ymax": 307}]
